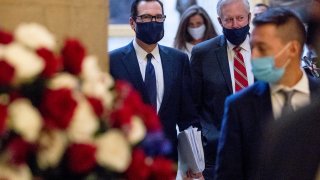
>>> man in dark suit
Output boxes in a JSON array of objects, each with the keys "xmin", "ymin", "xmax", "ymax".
[
  {"xmin": 190, "ymin": 0, "xmax": 253, "ymax": 178},
  {"xmin": 214, "ymin": 7, "xmax": 320, "ymax": 180},
  {"xmin": 254, "ymin": 1, "xmax": 320, "ymax": 180},
  {"xmin": 256, "ymin": 98, "xmax": 320, "ymax": 180},
  {"xmin": 109, "ymin": 0, "xmax": 200, "ymax": 164}
]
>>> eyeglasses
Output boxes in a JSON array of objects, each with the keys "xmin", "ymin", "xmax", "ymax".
[{"xmin": 135, "ymin": 14, "xmax": 166, "ymax": 23}]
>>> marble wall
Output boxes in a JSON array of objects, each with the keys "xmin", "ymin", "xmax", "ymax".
[{"xmin": 0, "ymin": 0, "xmax": 109, "ymax": 70}]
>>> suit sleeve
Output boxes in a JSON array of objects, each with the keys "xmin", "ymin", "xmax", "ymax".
[
  {"xmin": 178, "ymin": 52, "xmax": 202, "ymax": 131},
  {"xmin": 190, "ymin": 45, "xmax": 203, "ymax": 117},
  {"xmin": 215, "ymin": 95, "xmax": 244, "ymax": 180}
]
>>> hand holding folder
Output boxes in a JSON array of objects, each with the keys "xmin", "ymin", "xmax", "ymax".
[{"xmin": 177, "ymin": 126, "xmax": 205, "ymax": 179}]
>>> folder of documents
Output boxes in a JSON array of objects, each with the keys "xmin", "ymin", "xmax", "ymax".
[{"xmin": 177, "ymin": 126, "xmax": 205, "ymax": 176}]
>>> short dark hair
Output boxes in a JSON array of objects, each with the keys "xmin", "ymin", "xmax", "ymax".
[
  {"xmin": 255, "ymin": 3, "xmax": 269, "ymax": 9},
  {"xmin": 253, "ymin": 7, "xmax": 306, "ymax": 49},
  {"xmin": 130, "ymin": 0, "xmax": 164, "ymax": 19}
]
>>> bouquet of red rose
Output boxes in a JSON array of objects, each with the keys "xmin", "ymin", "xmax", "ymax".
[{"xmin": 0, "ymin": 23, "xmax": 176, "ymax": 180}]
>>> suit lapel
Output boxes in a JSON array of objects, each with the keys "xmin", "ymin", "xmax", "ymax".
[
  {"xmin": 253, "ymin": 77, "xmax": 319, "ymax": 120},
  {"xmin": 121, "ymin": 42, "xmax": 148, "ymax": 102},
  {"xmin": 308, "ymin": 75, "xmax": 320, "ymax": 100},
  {"xmin": 158, "ymin": 45, "xmax": 174, "ymax": 113},
  {"xmin": 215, "ymin": 36, "xmax": 233, "ymax": 93},
  {"xmin": 253, "ymin": 82, "xmax": 275, "ymax": 126}
]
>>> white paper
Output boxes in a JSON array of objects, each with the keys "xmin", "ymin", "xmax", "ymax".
[{"xmin": 176, "ymin": 126, "xmax": 205, "ymax": 179}]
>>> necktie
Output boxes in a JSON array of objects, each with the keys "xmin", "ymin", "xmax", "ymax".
[
  {"xmin": 145, "ymin": 53, "xmax": 157, "ymax": 110},
  {"xmin": 233, "ymin": 46, "xmax": 248, "ymax": 92},
  {"xmin": 280, "ymin": 90, "xmax": 294, "ymax": 116}
]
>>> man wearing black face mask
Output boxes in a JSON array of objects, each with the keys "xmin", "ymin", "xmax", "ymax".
[
  {"xmin": 190, "ymin": 0, "xmax": 253, "ymax": 179},
  {"xmin": 109, "ymin": 0, "xmax": 201, "ymax": 166}
]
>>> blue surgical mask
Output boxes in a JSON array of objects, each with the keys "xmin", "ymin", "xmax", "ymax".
[
  {"xmin": 251, "ymin": 57, "xmax": 285, "ymax": 83},
  {"xmin": 135, "ymin": 21, "xmax": 164, "ymax": 44},
  {"xmin": 223, "ymin": 24, "xmax": 250, "ymax": 46},
  {"xmin": 251, "ymin": 43, "xmax": 291, "ymax": 83}
]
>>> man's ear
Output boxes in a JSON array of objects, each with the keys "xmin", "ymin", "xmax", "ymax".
[
  {"xmin": 290, "ymin": 40, "xmax": 302, "ymax": 58},
  {"xmin": 248, "ymin": 12, "xmax": 252, "ymax": 23},
  {"xmin": 129, "ymin": 17, "xmax": 136, "ymax": 31},
  {"xmin": 218, "ymin": 17, "xmax": 222, "ymax": 26}
]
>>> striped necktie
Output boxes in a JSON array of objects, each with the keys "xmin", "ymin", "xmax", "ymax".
[{"xmin": 233, "ymin": 46, "xmax": 248, "ymax": 92}]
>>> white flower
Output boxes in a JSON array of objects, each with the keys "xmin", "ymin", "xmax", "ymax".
[
  {"xmin": 82, "ymin": 80, "xmax": 106, "ymax": 98},
  {"xmin": 8, "ymin": 98, "xmax": 43, "ymax": 143},
  {"xmin": 101, "ymin": 71, "xmax": 114, "ymax": 89},
  {"xmin": 67, "ymin": 98, "xmax": 98, "ymax": 143},
  {"xmin": 82, "ymin": 73, "xmax": 114, "ymax": 109},
  {"xmin": 0, "ymin": 163, "xmax": 32, "ymax": 180},
  {"xmin": 14, "ymin": 22, "xmax": 56, "ymax": 50},
  {"xmin": 48, "ymin": 72, "xmax": 79, "ymax": 90},
  {"xmin": 128, "ymin": 116, "xmax": 146, "ymax": 145},
  {"xmin": 0, "ymin": 45, "xmax": 4, "ymax": 57},
  {"xmin": 95, "ymin": 129, "xmax": 131, "ymax": 172},
  {"xmin": 3, "ymin": 43, "xmax": 44, "ymax": 85},
  {"xmin": 81, "ymin": 55, "xmax": 101, "ymax": 81},
  {"xmin": 37, "ymin": 130, "xmax": 68, "ymax": 169}
]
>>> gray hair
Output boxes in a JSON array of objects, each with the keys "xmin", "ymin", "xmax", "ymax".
[{"xmin": 216, "ymin": 0, "xmax": 250, "ymax": 17}]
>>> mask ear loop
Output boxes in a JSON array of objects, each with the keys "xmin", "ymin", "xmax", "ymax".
[{"xmin": 274, "ymin": 42, "xmax": 292, "ymax": 68}]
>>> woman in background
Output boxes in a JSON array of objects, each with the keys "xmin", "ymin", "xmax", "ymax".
[{"xmin": 174, "ymin": 5, "xmax": 217, "ymax": 58}]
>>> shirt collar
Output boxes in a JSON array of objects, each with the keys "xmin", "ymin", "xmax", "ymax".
[
  {"xmin": 133, "ymin": 38, "xmax": 161, "ymax": 63},
  {"xmin": 227, "ymin": 35, "xmax": 250, "ymax": 52},
  {"xmin": 270, "ymin": 69, "xmax": 310, "ymax": 95}
]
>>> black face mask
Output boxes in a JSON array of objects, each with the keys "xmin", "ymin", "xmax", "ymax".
[
  {"xmin": 222, "ymin": 24, "xmax": 250, "ymax": 46},
  {"xmin": 135, "ymin": 21, "xmax": 164, "ymax": 44}
]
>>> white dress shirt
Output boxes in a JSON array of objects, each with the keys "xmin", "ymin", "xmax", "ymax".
[
  {"xmin": 133, "ymin": 39, "xmax": 164, "ymax": 113},
  {"xmin": 184, "ymin": 42, "xmax": 194, "ymax": 59},
  {"xmin": 270, "ymin": 70, "xmax": 310, "ymax": 119},
  {"xmin": 227, "ymin": 35, "xmax": 254, "ymax": 93}
]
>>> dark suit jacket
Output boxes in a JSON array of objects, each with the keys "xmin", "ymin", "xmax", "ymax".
[
  {"xmin": 190, "ymin": 35, "xmax": 232, "ymax": 173},
  {"xmin": 256, "ymin": 93, "xmax": 320, "ymax": 180},
  {"xmin": 109, "ymin": 42, "xmax": 200, "ymax": 160},
  {"xmin": 215, "ymin": 77, "xmax": 320, "ymax": 180}
]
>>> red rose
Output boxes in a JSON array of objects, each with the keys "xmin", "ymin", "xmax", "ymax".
[
  {"xmin": 67, "ymin": 143, "xmax": 97, "ymax": 174},
  {"xmin": 150, "ymin": 156, "xmax": 176, "ymax": 180},
  {"xmin": 86, "ymin": 96, "xmax": 104, "ymax": 117},
  {"xmin": 9, "ymin": 91, "xmax": 23, "ymax": 103},
  {"xmin": 0, "ymin": 104, "xmax": 8, "ymax": 136},
  {"xmin": 139, "ymin": 104, "xmax": 162, "ymax": 132},
  {"xmin": 109, "ymin": 104, "xmax": 133, "ymax": 128},
  {"xmin": 40, "ymin": 88, "xmax": 77, "ymax": 129},
  {"xmin": 36, "ymin": 48, "xmax": 62, "ymax": 78},
  {"xmin": 114, "ymin": 82, "xmax": 142, "ymax": 106},
  {"xmin": 7, "ymin": 137, "xmax": 35, "ymax": 165},
  {"xmin": 113, "ymin": 80, "xmax": 161, "ymax": 131},
  {"xmin": 114, "ymin": 80, "xmax": 134, "ymax": 99},
  {"xmin": 61, "ymin": 39, "xmax": 86, "ymax": 75},
  {"xmin": 0, "ymin": 60, "xmax": 15, "ymax": 86},
  {"xmin": 126, "ymin": 148, "xmax": 151, "ymax": 180},
  {"xmin": 0, "ymin": 29, "xmax": 13, "ymax": 44},
  {"xmin": 124, "ymin": 90, "xmax": 145, "ymax": 112}
]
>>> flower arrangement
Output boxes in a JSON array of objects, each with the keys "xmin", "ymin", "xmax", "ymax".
[{"xmin": 0, "ymin": 23, "xmax": 176, "ymax": 179}]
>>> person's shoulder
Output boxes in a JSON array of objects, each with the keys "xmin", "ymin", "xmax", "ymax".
[
  {"xmin": 159, "ymin": 45, "xmax": 189, "ymax": 60},
  {"xmin": 193, "ymin": 35, "xmax": 225, "ymax": 52},
  {"xmin": 109, "ymin": 42, "xmax": 132, "ymax": 57},
  {"xmin": 307, "ymin": 74, "xmax": 320, "ymax": 88},
  {"xmin": 227, "ymin": 81, "xmax": 269, "ymax": 104},
  {"xmin": 159, "ymin": 45, "xmax": 186, "ymax": 55}
]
